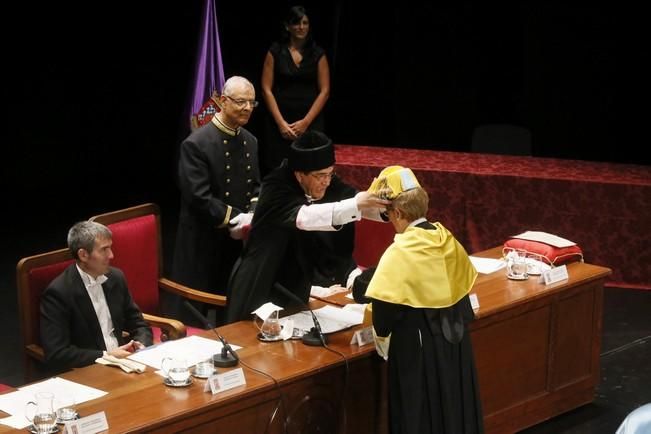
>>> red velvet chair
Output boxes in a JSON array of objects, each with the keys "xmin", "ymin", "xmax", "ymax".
[
  {"xmin": 88, "ymin": 203, "xmax": 226, "ymax": 338},
  {"xmin": 16, "ymin": 248, "xmax": 185, "ymax": 383},
  {"xmin": 352, "ymin": 219, "xmax": 395, "ymax": 268},
  {"xmin": 17, "ymin": 248, "xmax": 75, "ymax": 382}
]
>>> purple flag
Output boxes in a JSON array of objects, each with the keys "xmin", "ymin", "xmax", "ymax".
[{"xmin": 190, "ymin": 0, "xmax": 225, "ymax": 129}]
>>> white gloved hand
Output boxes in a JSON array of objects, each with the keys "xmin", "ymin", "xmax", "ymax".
[
  {"xmin": 228, "ymin": 212, "xmax": 253, "ymax": 240},
  {"xmin": 345, "ymin": 267, "xmax": 363, "ymax": 290}
]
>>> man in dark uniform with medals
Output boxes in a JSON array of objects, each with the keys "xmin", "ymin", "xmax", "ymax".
[
  {"xmin": 225, "ymin": 130, "xmax": 389, "ymax": 323},
  {"xmin": 171, "ymin": 76, "xmax": 261, "ymax": 325}
]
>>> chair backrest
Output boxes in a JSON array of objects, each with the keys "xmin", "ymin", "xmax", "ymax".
[
  {"xmin": 16, "ymin": 248, "xmax": 75, "ymax": 382},
  {"xmin": 471, "ymin": 123, "xmax": 532, "ymax": 156},
  {"xmin": 89, "ymin": 203, "xmax": 162, "ymax": 314},
  {"xmin": 352, "ymin": 219, "xmax": 395, "ymax": 269}
]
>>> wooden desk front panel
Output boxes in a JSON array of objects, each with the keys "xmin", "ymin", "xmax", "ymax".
[
  {"xmin": 470, "ymin": 257, "xmax": 606, "ymax": 434},
  {"xmin": 0, "ymin": 321, "xmax": 383, "ymax": 434},
  {"xmin": 1, "ymin": 249, "xmax": 609, "ymax": 434}
]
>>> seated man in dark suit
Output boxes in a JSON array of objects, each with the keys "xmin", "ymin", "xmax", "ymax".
[{"xmin": 40, "ymin": 221, "xmax": 153, "ymax": 372}]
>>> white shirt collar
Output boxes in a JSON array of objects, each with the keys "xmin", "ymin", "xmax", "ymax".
[
  {"xmin": 76, "ymin": 264, "xmax": 108, "ymax": 287},
  {"xmin": 408, "ymin": 217, "xmax": 428, "ymax": 227}
]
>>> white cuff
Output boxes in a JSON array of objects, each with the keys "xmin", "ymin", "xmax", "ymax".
[
  {"xmin": 332, "ymin": 197, "xmax": 361, "ymax": 226},
  {"xmin": 295, "ymin": 197, "xmax": 361, "ymax": 231},
  {"xmin": 296, "ymin": 203, "xmax": 336, "ymax": 231}
]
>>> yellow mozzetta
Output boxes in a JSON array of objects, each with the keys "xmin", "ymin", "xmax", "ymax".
[{"xmin": 365, "ymin": 222, "xmax": 477, "ymax": 308}]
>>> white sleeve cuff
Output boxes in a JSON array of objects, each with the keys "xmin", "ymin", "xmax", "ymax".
[
  {"xmin": 332, "ymin": 197, "xmax": 361, "ymax": 226},
  {"xmin": 295, "ymin": 197, "xmax": 361, "ymax": 231},
  {"xmin": 296, "ymin": 203, "xmax": 336, "ymax": 231}
]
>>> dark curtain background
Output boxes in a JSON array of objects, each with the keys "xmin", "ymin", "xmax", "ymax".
[{"xmin": 2, "ymin": 1, "xmax": 642, "ymax": 272}]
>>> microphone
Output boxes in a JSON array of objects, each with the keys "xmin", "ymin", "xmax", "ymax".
[
  {"xmin": 183, "ymin": 301, "xmax": 239, "ymax": 367},
  {"xmin": 273, "ymin": 283, "xmax": 328, "ymax": 346}
]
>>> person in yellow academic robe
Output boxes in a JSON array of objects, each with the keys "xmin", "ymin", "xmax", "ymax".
[{"xmin": 361, "ymin": 166, "xmax": 484, "ymax": 434}]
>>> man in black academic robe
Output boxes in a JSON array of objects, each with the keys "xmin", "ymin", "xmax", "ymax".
[{"xmin": 225, "ymin": 131, "xmax": 387, "ymax": 323}]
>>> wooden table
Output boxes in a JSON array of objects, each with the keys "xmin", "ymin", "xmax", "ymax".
[
  {"xmin": 1, "ymin": 316, "xmax": 384, "ymax": 434},
  {"xmin": 470, "ymin": 247, "xmax": 611, "ymax": 433},
  {"xmin": 302, "ymin": 247, "xmax": 611, "ymax": 433},
  {"xmin": 1, "ymin": 248, "xmax": 610, "ymax": 433}
]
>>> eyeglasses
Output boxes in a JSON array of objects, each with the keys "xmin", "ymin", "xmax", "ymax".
[
  {"xmin": 224, "ymin": 95, "xmax": 259, "ymax": 108},
  {"xmin": 309, "ymin": 171, "xmax": 336, "ymax": 181}
]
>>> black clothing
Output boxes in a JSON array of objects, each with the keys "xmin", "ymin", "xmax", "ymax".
[
  {"xmin": 262, "ymin": 42, "xmax": 326, "ymax": 172},
  {"xmin": 225, "ymin": 163, "xmax": 355, "ymax": 323},
  {"xmin": 352, "ymin": 267, "xmax": 376, "ymax": 304},
  {"xmin": 370, "ymin": 221, "xmax": 484, "ymax": 434},
  {"xmin": 172, "ymin": 122, "xmax": 260, "ymax": 298},
  {"xmin": 40, "ymin": 264, "xmax": 152, "ymax": 371}
]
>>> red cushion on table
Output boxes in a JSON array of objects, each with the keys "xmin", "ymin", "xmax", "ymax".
[{"xmin": 503, "ymin": 238, "xmax": 583, "ymax": 266}]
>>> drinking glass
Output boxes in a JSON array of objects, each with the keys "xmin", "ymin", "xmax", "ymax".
[
  {"xmin": 54, "ymin": 392, "xmax": 77, "ymax": 422},
  {"xmin": 193, "ymin": 360, "xmax": 215, "ymax": 378},
  {"xmin": 161, "ymin": 357, "xmax": 190, "ymax": 385},
  {"xmin": 256, "ymin": 309, "xmax": 282, "ymax": 340},
  {"xmin": 506, "ymin": 249, "xmax": 529, "ymax": 279}
]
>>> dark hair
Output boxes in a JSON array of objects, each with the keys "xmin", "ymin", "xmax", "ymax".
[
  {"xmin": 284, "ymin": 5, "xmax": 308, "ymax": 26},
  {"xmin": 281, "ymin": 5, "xmax": 316, "ymax": 56}
]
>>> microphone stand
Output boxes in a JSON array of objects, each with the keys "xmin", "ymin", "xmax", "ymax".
[
  {"xmin": 273, "ymin": 283, "xmax": 328, "ymax": 346},
  {"xmin": 183, "ymin": 301, "xmax": 239, "ymax": 367}
]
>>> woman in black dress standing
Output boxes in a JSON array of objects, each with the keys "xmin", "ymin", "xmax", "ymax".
[{"xmin": 260, "ymin": 5, "xmax": 330, "ymax": 174}]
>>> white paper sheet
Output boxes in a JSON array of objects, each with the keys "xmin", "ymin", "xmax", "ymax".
[
  {"xmin": 282, "ymin": 305, "xmax": 362, "ymax": 335},
  {"xmin": 469, "ymin": 256, "xmax": 506, "ymax": 274},
  {"xmin": 0, "ymin": 377, "xmax": 107, "ymax": 429},
  {"xmin": 511, "ymin": 231, "xmax": 576, "ymax": 248},
  {"xmin": 127, "ymin": 335, "xmax": 241, "ymax": 370}
]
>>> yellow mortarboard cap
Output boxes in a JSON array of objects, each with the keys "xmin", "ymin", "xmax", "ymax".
[{"xmin": 367, "ymin": 166, "xmax": 421, "ymax": 199}]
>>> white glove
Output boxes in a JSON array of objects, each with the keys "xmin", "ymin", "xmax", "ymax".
[
  {"xmin": 228, "ymin": 212, "xmax": 253, "ymax": 240},
  {"xmin": 345, "ymin": 267, "xmax": 363, "ymax": 289}
]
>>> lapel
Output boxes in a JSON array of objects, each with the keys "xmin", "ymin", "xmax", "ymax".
[
  {"xmin": 68, "ymin": 265, "xmax": 107, "ymax": 350},
  {"xmin": 102, "ymin": 270, "xmax": 122, "ymax": 341}
]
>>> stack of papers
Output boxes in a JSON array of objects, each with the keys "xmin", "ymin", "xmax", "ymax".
[
  {"xmin": 469, "ymin": 256, "xmax": 506, "ymax": 274},
  {"xmin": 127, "ymin": 335, "xmax": 241, "ymax": 370},
  {"xmin": 282, "ymin": 305, "xmax": 364, "ymax": 334}
]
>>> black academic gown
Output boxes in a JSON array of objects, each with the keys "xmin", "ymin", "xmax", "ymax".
[
  {"xmin": 371, "ymin": 221, "xmax": 484, "ymax": 434},
  {"xmin": 170, "ymin": 122, "xmax": 260, "ymax": 324},
  {"xmin": 225, "ymin": 163, "xmax": 356, "ymax": 323}
]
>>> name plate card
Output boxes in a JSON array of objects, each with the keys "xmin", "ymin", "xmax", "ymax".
[
  {"xmin": 63, "ymin": 411, "xmax": 108, "ymax": 434},
  {"xmin": 542, "ymin": 265, "xmax": 569, "ymax": 285},
  {"xmin": 204, "ymin": 368, "xmax": 246, "ymax": 395},
  {"xmin": 350, "ymin": 326, "xmax": 374, "ymax": 346},
  {"xmin": 469, "ymin": 293, "xmax": 480, "ymax": 310}
]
